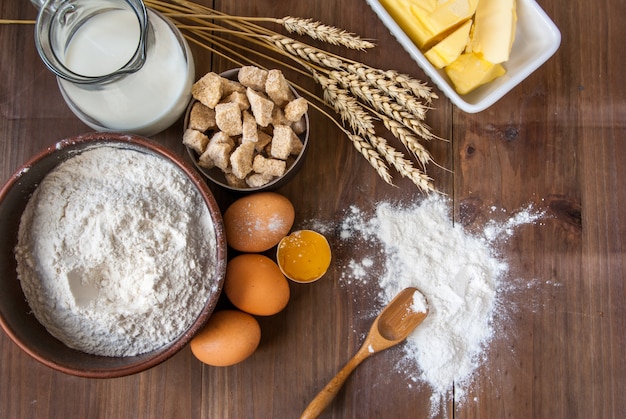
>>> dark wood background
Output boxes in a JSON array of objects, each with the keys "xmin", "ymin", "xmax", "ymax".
[{"xmin": 1, "ymin": 0, "xmax": 624, "ymax": 418}]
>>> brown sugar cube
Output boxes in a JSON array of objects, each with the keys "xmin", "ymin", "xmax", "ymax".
[
  {"xmin": 206, "ymin": 142, "xmax": 233, "ymax": 171},
  {"xmin": 265, "ymin": 69, "xmax": 294, "ymax": 107},
  {"xmin": 225, "ymin": 172, "xmax": 247, "ymax": 188},
  {"xmin": 210, "ymin": 131, "xmax": 234, "ymax": 145},
  {"xmin": 238, "ymin": 66, "xmax": 268, "ymax": 91},
  {"xmin": 221, "ymin": 77, "xmax": 246, "ymax": 96},
  {"xmin": 192, "ymin": 72, "xmax": 223, "ymax": 109},
  {"xmin": 183, "ymin": 129, "xmax": 209, "ymax": 154},
  {"xmin": 222, "ymin": 91, "xmax": 250, "ymax": 111},
  {"xmin": 198, "ymin": 143, "xmax": 233, "ymax": 171},
  {"xmin": 241, "ymin": 111, "xmax": 258, "ymax": 144},
  {"xmin": 246, "ymin": 173, "xmax": 274, "ymax": 188},
  {"xmin": 270, "ymin": 125, "xmax": 299, "ymax": 160},
  {"xmin": 253, "ymin": 154, "xmax": 287, "ymax": 178},
  {"xmin": 203, "ymin": 131, "xmax": 235, "ymax": 171},
  {"xmin": 255, "ymin": 130, "xmax": 273, "ymax": 152},
  {"xmin": 284, "ymin": 97, "xmax": 308, "ymax": 122},
  {"xmin": 246, "ymin": 88, "xmax": 274, "ymax": 127},
  {"xmin": 230, "ymin": 141, "xmax": 256, "ymax": 179},
  {"xmin": 189, "ymin": 102, "xmax": 217, "ymax": 132},
  {"xmin": 197, "ymin": 149, "xmax": 215, "ymax": 169},
  {"xmin": 290, "ymin": 135, "xmax": 304, "ymax": 156},
  {"xmin": 271, "ymin": 106, "xmax": 290, "ymax": 127},
  {"xmin": 291, "ymin": 116, "xmax": 307, "ymax": 135},
  {"xmin": 215, "ymin": 102, "xmax": 243, "ymax": 136}
]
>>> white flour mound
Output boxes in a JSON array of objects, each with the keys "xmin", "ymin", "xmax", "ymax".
[
  {"xmin": 15, "ymin": 146, "xmax": 218, "ymax": 357},
  {"xmin": 338, "ymin": 195, "xmax": 544, "ymax": 415}
]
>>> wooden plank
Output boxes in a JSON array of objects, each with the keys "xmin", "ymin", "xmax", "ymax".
[{"xmin": 0, "ymin": 0, "xmax": 624, "ymax": 418}]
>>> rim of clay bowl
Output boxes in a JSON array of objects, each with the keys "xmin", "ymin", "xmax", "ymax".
[{"xmin": 0, "ymin": 132, "xmax": 227, "ymax": 378}]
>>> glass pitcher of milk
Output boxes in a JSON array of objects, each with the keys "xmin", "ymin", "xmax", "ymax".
[{"xmin": 31, "ymin": 0, "xmax": 194, "ymax": 136}]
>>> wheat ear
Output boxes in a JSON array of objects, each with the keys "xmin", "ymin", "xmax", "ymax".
[
  {"xmin": 343, "ymin": 64, "xmax": 429, "ymax": 118},
  {"xmin": 279, "ymin": 16, "xmax": 375, "ymax": 50},
  {"xmin": 313, "ymin": 72, "xmax": 375, "ymax": 136},
  {"xmin": 143, "ymin": 0, "xmax": 445, "ymax": 192},
  {"xmin": 367, "ymin": 135, "xmax": 435, "ymax": 191},
  {"xmin": 378, "ymin": 69, "xmax": 438, "ymax": 103},
  {"xmin": 380, "ymin": 116, "xmax": 432, "ymax": 168},
  {"xmin": 329, "ymin": 71, "xmax": 436, "ymax": 142},
  {"xmin": 270, "ymin": 35, "xmax": 345, "ymax": 70},
  {"xmin": 347, "ymin": 134, "xmax": 393, "ymax": 185}
]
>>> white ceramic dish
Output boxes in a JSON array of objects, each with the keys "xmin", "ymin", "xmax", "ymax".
[{"xmin": 366, "ymin": 0, "xmax": 561, "ymax": 113}]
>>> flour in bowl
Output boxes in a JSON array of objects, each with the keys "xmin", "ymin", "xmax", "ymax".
[{"xmin": 15, "ymin": 146, "xmax": 219, "ymax": 357}]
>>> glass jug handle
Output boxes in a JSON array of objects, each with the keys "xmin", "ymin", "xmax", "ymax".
[
  {"xmin": 30, "ymin": 0, "xmax": 45, "ymax": 10},
  {"xmin": 31, "ymin": 0, "xmax": 149, "ymax": 83}
]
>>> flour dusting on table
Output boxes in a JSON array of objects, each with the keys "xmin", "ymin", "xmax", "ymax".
[{"xmin": 336, "ymin": 195, "xmax": 544, "ymax": 416}]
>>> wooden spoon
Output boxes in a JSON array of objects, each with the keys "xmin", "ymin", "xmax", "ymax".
[{"xmin": 301, "ymin": 287, "xmax": 429, "ymax": 419}]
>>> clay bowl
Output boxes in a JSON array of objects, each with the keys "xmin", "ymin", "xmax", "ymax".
[
  {"xmin": 184, "ymin": 68, "xmax": 310, "ymax": 193},
  {"xmin": 0, "ymin": 132, "xmax": 227, "ymax": 378}
]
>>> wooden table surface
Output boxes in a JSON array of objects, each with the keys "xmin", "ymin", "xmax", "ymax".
[{"xmin": 1, "ymin": 0, "xmax": 624, "ymax": 418}]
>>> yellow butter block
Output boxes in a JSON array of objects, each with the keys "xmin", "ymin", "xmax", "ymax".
[
  {"xmin": 469, "ymin": 0, "xmax": 517, "ymax": 63},
  {"xmin": 380, "ymin": 0, "xmax": 475, "ymax": 50},
  {"xmin": 411, "ymin": 0, "xmax": 439, "ymax": 11},
  {"xmin": 379, "ymin": 0, "xmax": 438, "ymax": 49},
  {"xmin": 424, "ymin": 19, "xmax": 472, "ymax": 68},
  {"xmin": 423, "ymin": 0, "xmax": 478, "ymax": 33},
  {"xmin": 445, "ymin": 52, "xmax": 506, "ymax": 95}
]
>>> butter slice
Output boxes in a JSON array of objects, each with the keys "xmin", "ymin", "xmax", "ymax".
[
  {"xmin": 469, "ymin": 0, "xmax": 517, "ymax": 64},
  {"xmin": 424, "ymin": 19, "xmax": 472, "ymax": 68},
  {"xmin": 412, "ymin": 0, "xmax": 478, "ymax": 49},
  {"xmin": 379, "ymin": 0, "xmax": 438, "ymax": 49},
  {"xmin": 445, "ymin": 52, "xmax": 506, "ymax": 95}
]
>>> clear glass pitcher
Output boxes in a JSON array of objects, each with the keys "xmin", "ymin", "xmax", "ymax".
[{"xmin": 31, "ymin": 0, "xmax": 194, "ymax": 136}]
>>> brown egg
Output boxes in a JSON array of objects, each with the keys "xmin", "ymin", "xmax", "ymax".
[
  {"xmin": 223, "ymin": 192, "xmax": 295, "ymax": 252},
  {"xmin": 225, "ymin": 254, "xmax": 290, "ymax": 316},
  {"xmin": 190, "ymin": 310, "xmax": 261, "ymax": 367}
]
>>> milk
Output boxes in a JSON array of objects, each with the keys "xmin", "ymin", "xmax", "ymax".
[{"xmin": 58, "ymin": 9, "xmax": 194, "ymax": 136}]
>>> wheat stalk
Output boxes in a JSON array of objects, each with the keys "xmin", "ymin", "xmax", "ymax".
[
  {"xmin": 156, "ymin": 1, "xmax": 445, "ymax": 191},
  {"xmin": 0, "ymin": 19, "xmax": 36, "ymax": 24},
  {"xmin": 382, "ymin": 69, "xmax": 438, "ymax": 104},
  {"xmin": 1, "ymin": 0, "xmax": 445, "ymax": 191},
  {"xmin": 313, "ymin": 72, "xmax": 375, "ymax": 136},
  {"xmin": 328, "ymin": 70, "xmax": 439, "ymax": 146},
  {"xmin": 347, "ymin": 134, "xmax": 393, "ymax": 185},
  {"xmin": 343, "ymin": 63, "xmax": 436, "ymax": 110},
  {"xmin": 270, "ymin": 36, "xmax": 345, "ymax": 70},
  {"xmin": 367, "ymin": 134, "xmax": 434, "ymax": 191},
  {"xmin": 330, "ymin": 72, "xmax": 420, "ymax": 131},
  {"xmin": 279, "ymin": 16, "xmax": 375, "ymax": 50},
  {"xmin": 313, "ymin": 71, "xmax": 435, "ymax": 188},
  {"xmin": 380, "ymin": 116, "xmax": 432, "ymax": 168}
]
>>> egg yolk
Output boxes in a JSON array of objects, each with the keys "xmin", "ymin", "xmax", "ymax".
[{"xmin": 277, "ymin": 230, "xmax": 331, "ymax": 283}]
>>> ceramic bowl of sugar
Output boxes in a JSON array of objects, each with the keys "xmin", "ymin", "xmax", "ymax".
[
  {"xmin": 183, "ymin": 67, "xmax": 310, "ymax": 193},
  {"xmin": 0, "ymin": 132, "xmax": 227, "ymax": 378}
]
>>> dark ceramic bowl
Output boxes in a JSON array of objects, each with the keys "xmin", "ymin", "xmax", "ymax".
[
  {"xmin": 184, "ymin": 68, "xmax": 310, "ymax": 193},
  {"xmin": 0, "ymin": 133, "xmax": 227, "ymax": 378}
]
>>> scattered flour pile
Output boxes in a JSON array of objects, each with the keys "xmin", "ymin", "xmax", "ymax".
[
  {"xmin": 337, "ymin": 195, "xmax": 544, "ymax": 415},
  {"xmin": 15, "ymin": 146, "xmax": 219, "ymax": 357}
]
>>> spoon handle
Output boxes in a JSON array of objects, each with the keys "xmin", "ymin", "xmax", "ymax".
[{"xmin": 300, "ymin": 347, "xmax": 371, "ymax": 419}]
